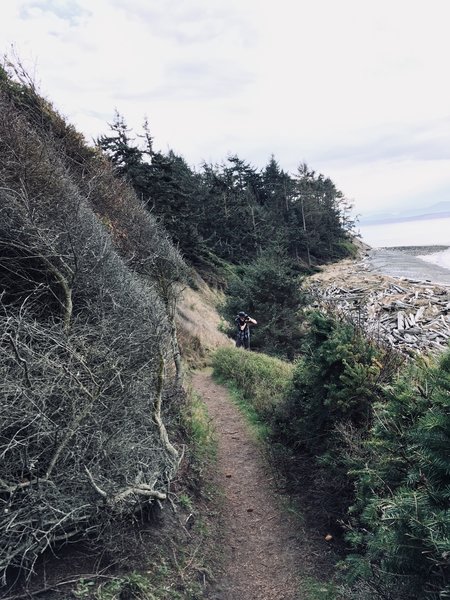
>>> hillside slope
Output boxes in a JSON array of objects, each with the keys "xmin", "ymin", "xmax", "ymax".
[{"xmin": 0, "ymin": 64, "xmax": 188, "ymax": 586}]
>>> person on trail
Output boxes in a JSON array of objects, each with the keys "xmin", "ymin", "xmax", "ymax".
[{"xmin": 235, "ymin": 311, "xmax": 257, "ymax": 350}]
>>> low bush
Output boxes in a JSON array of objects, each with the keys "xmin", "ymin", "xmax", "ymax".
[
  {"xmin": 272, "ymin": 311, "xmax": 398, "ymax": 456},
  {"xmin": 212, "ymin": 346, "xmax": 293, "ymax": 419},
  {"xmin": 344, "ymin": 352, "xmax": 450, "ymax": 599},
  {"xmin": 269, "ymin": 309, "xmax": 450, "ymax": 598}
]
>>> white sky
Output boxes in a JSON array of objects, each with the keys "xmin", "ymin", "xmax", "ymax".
[{"xmin": 2, "ymin": 0, "xmax": 450, "ymax": 219}]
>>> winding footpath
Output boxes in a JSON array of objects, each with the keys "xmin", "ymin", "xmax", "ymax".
[{"xmin": 192, "ymin": 371, "xmax": 301, "ymax": 600}]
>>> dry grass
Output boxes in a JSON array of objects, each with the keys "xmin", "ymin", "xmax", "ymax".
[{"xmin": 176, "ymin": 275, "xmax": 232, "ymax": 367}]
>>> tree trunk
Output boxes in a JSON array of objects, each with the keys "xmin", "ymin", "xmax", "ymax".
[{"xmin": 300, "ymin": 196, "xmax": 311, "ymax": 267}]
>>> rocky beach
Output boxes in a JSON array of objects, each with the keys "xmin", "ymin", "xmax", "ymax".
[
  {"xmin": 367, "ymin": 246, "xmax": 450, "ymax": 286},
  {"xmin": 307, "ymin": 246, "xmax": 450, "ymax": 356}
]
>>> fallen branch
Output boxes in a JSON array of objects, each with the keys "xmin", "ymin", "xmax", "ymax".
[
  {"xmin": 153, "ymin": 355, "xmax": 179, "ymax": 463},
  {"xmin": 2, "ymin": 573, "xmax": 117, "ymax": 600}
]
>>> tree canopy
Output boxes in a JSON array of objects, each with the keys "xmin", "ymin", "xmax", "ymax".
[{"xmin": 97, "ymin": 114, "xmax": 356, "ymax": 277}]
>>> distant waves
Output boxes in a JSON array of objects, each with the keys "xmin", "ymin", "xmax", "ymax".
[
  {"xmin": 367, "ymin": 248, "xmax": 450, "ymax": 286},
  {"xmin": 417, "ymin": 247, "xmax": 450, "ymax": 270}
]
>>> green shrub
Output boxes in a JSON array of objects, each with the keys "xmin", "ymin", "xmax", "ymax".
[
  {"xmin": 345, "ymin": 352, "xmax": 450, "ymax": 598},
  {"xmin": 222, "ymin": 247, "xmax": 306, "ymax": 359},
  {"xmin": 273, "ymin": 311, "xmax": 393, "ymax": 456},
  {"xmin": 269, "ymin": 311, "xmax": 402, "ymax": 566},
  {"xmin": 212, "ymin": 346, "xmax": 293, "ymax": 419}
]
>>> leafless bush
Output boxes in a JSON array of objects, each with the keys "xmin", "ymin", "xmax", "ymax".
[{"xmin": 0, "ymin": 65, "xmax": 186, "ymax": 584}]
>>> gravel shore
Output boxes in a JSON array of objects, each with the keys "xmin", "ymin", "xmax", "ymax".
[
  {"xmin": 307, "ymin": 247, "xmax": 450, "ymax": 356},
  {"xmin": 365, "ymin": 247, "xmax": 450, "ymax": 286}
]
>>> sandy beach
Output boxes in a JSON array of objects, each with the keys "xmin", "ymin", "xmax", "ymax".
[{"xmin": 366, "ymin": 247, "xmax": 450, "ymax": 286}]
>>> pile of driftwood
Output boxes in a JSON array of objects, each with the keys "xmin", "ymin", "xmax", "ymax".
[{"xmin": 308, "ymin": 277, "xmax": 450, "ymax": 356}]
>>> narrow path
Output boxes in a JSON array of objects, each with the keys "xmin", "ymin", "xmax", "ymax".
[{"xmin": 192, "ymin": 371, "xmax": 301, "ymax": 600}]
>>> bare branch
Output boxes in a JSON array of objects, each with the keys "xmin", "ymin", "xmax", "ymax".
[
  {"xmin": 84, "ymin": 466, "xmax": 108, "ymax": 499},
  {"xmin": 6, "ymin": 333, "xmax": 31, "ymax": 388},
  {"xmin": 153, "ymin": 355, "xmax": 179, "ymax": 463}
]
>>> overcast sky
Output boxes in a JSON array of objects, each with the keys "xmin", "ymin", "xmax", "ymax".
[{"xmin": 2, "ymin": 0, "xmax": 450, "ymax": 219}]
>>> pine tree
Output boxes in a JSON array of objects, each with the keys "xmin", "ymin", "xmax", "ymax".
[
  {"xmin": 96, "ymin": 111, "xmax": 148, "ymax": 200},
  {"xmin": 223, "ymin": 246, "xmax": 305, "ymax": 358},
  {"xmin": 347, "ymin": 352, "xmax": 450, "ymax": 598}
]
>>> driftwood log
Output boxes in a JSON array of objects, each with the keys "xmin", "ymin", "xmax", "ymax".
[{"xmin": 306, "ymin": 274, "xmax": 450, "ymax": 356}]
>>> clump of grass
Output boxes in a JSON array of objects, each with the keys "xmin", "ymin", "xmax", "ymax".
[
  {"xmin": 221, "ymin": 379, "xmax": 271, "ymax": 441},
  {"xmin": 212, "ymin": 347, "xmax": 293, "ymax": 420},
  {"xmin": 300, "ymin": 577, "xmax": 339, "ymax": 600},
  {"xmin": 182, "ymin": 389, "xmax": 217, "ymax": 472},
  {"xmin": 73, "ymin": 573, "xmax": 156, "ymax": 599}
]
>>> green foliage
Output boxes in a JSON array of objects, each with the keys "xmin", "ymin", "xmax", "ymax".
[
  {"xmin": 97, "ymin": 116, "xmax": 355, "ymax": 278},
  {"xmin": 270, "ymin": 309, "xmax": 450, "ymax": 597},
  {"xmin": 286, "ymin": 163, "xmax": 354, "ymax": 265},
  {"xmin": 181, "ymin": 390, "xmax": 217, "ymax": 483},
  {"xmin": 223, "ymin": 247, "xmax": 306, "ymax": 358},
  {"xmin": 274, "ymin": 311, "xmax": 389, "ymax": 456},
  {"xmin": 96, "ymin": 111, "xmax": 147, "ymax": 187},
  {"xmin": 345, "ymin": 352, "xmax": 450, "ymax": 598},
  {"xmin": 301, "ymin": 577, "xmax": 340, "ymax": 600},
  {"xmin": 212, "ymin": 346, "xmax": 293, "ymax": 419},
  {"xmin": 97, "ymin": 115, "xmax": 205, "ymax": 266},
  {"xmin": 217, "ymin": 377, "xmax": 271, "ymax": 441},
  {"xmin": 97, "ymin": 573, "xmax": 155, "ymax": 600}
]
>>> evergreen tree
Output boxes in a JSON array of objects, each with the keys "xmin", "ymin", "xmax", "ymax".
[
  {"xmin": 200, "ymin": 156, "xmax": 263, "ymax": 262},
  {"xmin": 97, "ymin": 116, "xmax": 205, "ymax": 264},
  {"xmin": 97, "ymin": 115, "xmax": 356, "ymax": 274},
  {"xmin": 96, "ymin": 111, "xmax": 148, "ymax": 200},
  {"xmin": 289, "ymin": 163, "xmax": 353, "ymax": 265},
  {"xmin": 223, "ymin": 246, "xmax": 305, "ymax": 359},
  {"xmin": 261, "ymin": 155, "xmax": 293, "ymax": 225},
  {"xmin": 145, "ymin": 150, "xmax": 204, "ymax": 263},
  {"xmin": 346, "ymin": 353, "xmax": 450, "ymax": 598}
]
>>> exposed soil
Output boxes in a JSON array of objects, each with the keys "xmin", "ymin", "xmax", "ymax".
[{"xmin": 192, "ymin": 371, "xmax": 303, "ymax": 600}]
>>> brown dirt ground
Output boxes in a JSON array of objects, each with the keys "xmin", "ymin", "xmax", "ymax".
[{"xmin": 192, "ymin": 371, "xmax": 303, "ymax": 600}]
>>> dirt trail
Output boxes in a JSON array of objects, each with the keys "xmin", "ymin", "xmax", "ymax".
[{"xmin": 192, "ymin": 371, "xmax": 301, "ymax": 600}]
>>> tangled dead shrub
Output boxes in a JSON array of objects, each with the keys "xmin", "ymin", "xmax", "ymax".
[{"xmin": 0, "ymin": 63, "xmax": 187, "ymax": 584}]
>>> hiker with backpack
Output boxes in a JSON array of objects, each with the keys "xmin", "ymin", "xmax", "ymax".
[{"xmin": 235, "ymin": 311, "xmax": 257, "ymax": 350}]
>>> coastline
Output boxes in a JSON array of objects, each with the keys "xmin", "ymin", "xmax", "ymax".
[
  {"xmin": 365, "ymin": 247, "xmax": 450, "ymax": 286},
  {"xmin": 307, "ymin": 249, "xmax": 450, "ymax": 356}
]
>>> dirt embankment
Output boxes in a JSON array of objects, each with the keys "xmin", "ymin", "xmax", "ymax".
[{"xmin": 176, "ymin": 278, "xmax": 233, "ymax": 366}]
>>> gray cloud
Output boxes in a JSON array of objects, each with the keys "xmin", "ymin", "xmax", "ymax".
[
  {"xmin": 109, "ymin": 0, "xmax": 241, "ymax": 45},
  {"xmin": 7, "ymin": 0, "xmax": 450, "ymax": 219},
  {"xmin": 20, "ymin": 0, "xmax": 91, "ymax": 25},
  {"xmin": 116, "ymin": 60, "xmax": 253, "ymax": 102},
  {"xmin": 311, "ymin": 117, "xmax": 450, "ymax": 166}
]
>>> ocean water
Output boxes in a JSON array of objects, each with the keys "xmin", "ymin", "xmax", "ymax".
[
  {"xmin": 359, "ymin": 215, "xmax": 450, "ymax": 273},
  {"xmin": 417, "ymin": 247, "xmax": 450, "ymax": 270},
  {"xmin": 359, "ymin": 216, "xmax": 450, "ymax": 248}
]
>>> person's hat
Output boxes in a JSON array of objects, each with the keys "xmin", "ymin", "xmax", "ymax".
[{"xmin": 238, "ymin": 311, "xmax": 247, "ymax": 318}]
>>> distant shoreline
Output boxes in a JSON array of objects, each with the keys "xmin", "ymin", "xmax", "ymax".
[
  {"xmin": 365, "ymin": 247, "xmax": 450, "ymax": 286},
  {"xmin": 378, "ymin": 244, "xmax": 450, "ymax": 256},
  {"xmin": 360, "ymin": 211, "xmax": 450, "ymax": 227},
  {"xmin": 358, "ymin": 215, "xmax": 450, "ymax": 248}
]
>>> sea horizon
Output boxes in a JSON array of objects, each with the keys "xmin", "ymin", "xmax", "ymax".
[
  {"xmin": 358, "ymin": 215, "xmax": 450, "ymax": 248},
  {"xmin": 358, "ymin": 215, "xmax": 450, "ymax": 271}
]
